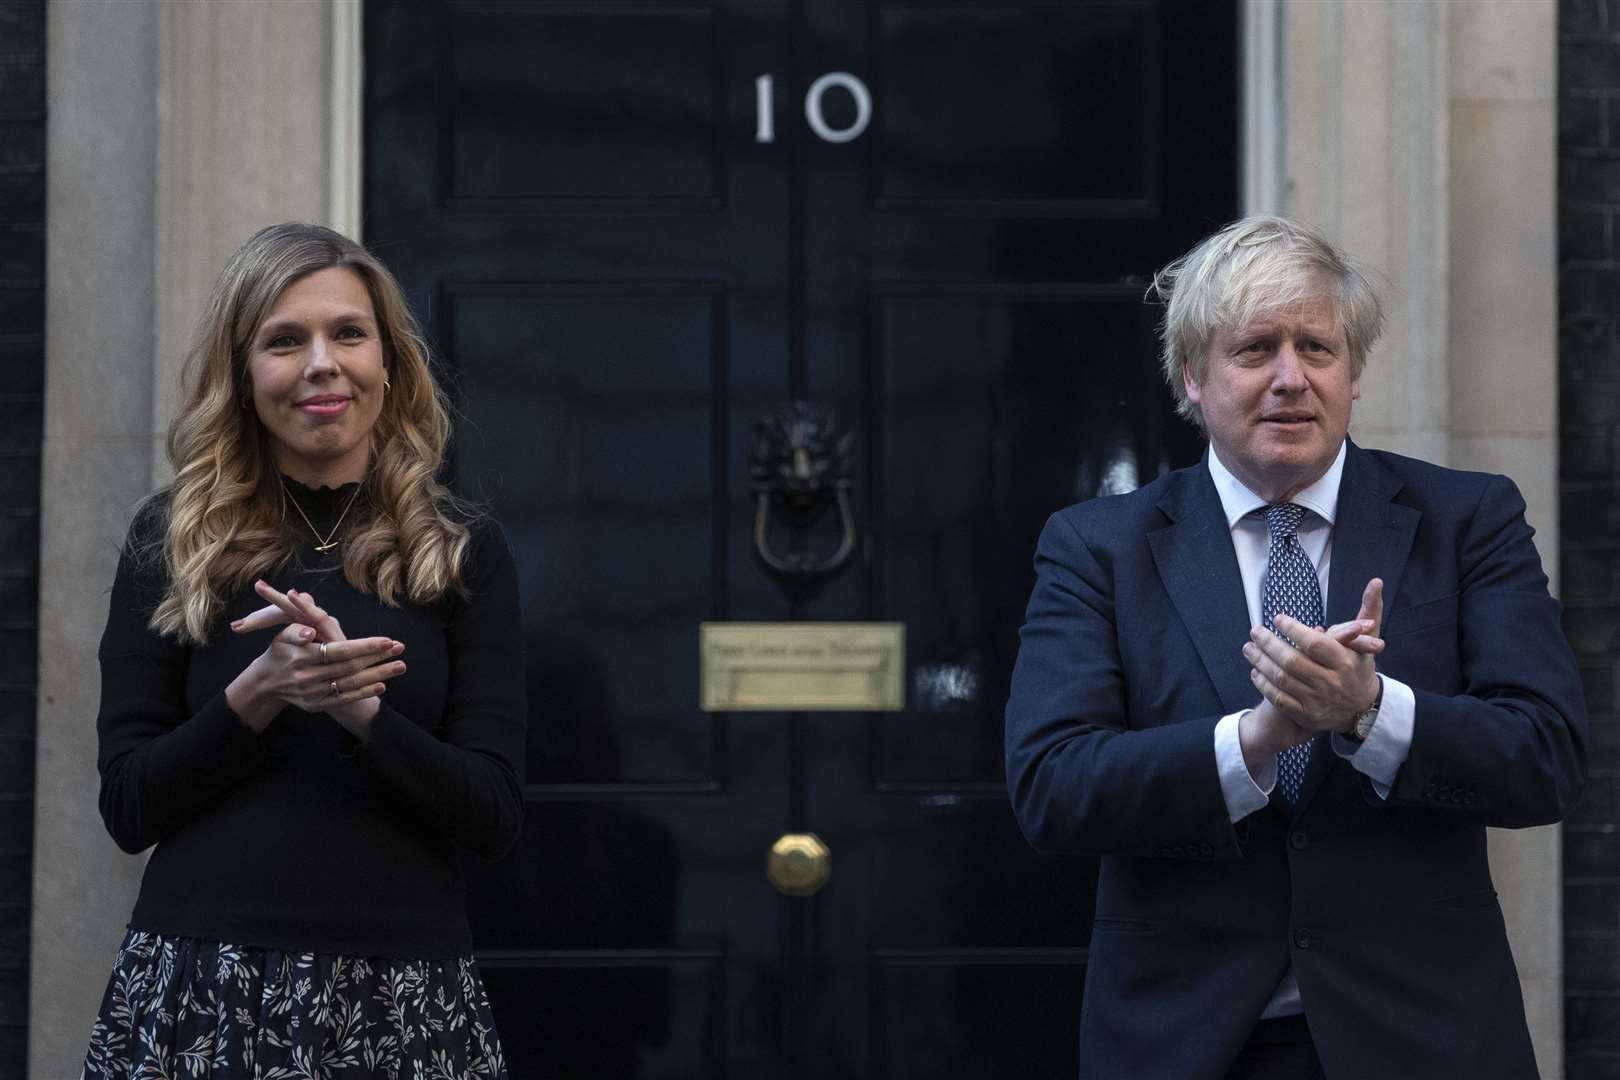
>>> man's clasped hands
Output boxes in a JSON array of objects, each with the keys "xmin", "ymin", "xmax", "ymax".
[{"xmin": 1237, "ymin": 577, "xmax": 1386, "ymax": 776}]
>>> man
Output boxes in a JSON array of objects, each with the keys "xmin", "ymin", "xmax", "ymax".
[{"xmin": 1004, "ymin": 216, "xmax": 1586, "ymax": 1079}]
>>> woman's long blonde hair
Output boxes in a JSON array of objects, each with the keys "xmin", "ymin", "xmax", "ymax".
[{"xmin": 145, "ymin": 223, "xmax": 475, "ymax": 644}]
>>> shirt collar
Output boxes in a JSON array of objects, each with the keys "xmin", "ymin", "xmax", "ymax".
[{"xmin": 1205, "ymin": 439, "xmax": 1346, "ymax": 530}]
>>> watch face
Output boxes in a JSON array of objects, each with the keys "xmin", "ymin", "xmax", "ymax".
[{"xmin": 1354, "ymin": 709, "xmax": 1377, "ymax": 740}]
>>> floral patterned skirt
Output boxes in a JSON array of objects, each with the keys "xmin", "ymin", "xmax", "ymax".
[{"xmin": 81, "ymin": 930, "xmax": 508, "ymax": 1080}]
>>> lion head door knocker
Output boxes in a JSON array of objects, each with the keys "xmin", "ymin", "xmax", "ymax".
[{"xmin": 750, "ymin": 401, "xmax": 857, "ymax": 583}]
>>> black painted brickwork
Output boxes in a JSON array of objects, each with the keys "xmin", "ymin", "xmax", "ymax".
[
  {"xmin": 1563, "ymin": 2, "xmax": 1620, "ymax": 1077},
  {"xmin": 0, "ymin": 0, "xmax": 41, "ymax": 1074}
]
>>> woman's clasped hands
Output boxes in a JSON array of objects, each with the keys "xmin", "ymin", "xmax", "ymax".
[{"xmin": 222, "ymin": 579, "xmax": 407, "ymax": 738}]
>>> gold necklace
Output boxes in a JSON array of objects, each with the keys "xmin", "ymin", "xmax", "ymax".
[{"xmin": 281, "ymin": 479, "xmax": 363, "ymax": 553}]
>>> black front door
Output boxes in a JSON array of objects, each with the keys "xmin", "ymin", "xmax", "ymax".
[{"xmin": 365, "ymin": 3, "xmax": 1235, "ymax": 1075}]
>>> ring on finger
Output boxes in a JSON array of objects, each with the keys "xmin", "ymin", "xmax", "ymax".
[
  {"xmin": 330, "ymin": 679, "xmax": 340, "ymax": 698},
  {"xmin": 319, "ymin": 641, "xmax": 329, "ymax": 663}
]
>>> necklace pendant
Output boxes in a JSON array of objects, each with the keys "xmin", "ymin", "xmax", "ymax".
[{"xmin": 280, "ymin": 476, "xmax": 364, "ymax": 556}]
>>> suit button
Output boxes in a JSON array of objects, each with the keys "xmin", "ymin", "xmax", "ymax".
[
  {"xmin": 1199, "ymin": 842, "xmax": 1213, "ymax": 857},
  {"xmin": 1294, "ymin": 928, "xmax": 1313, "ymax": 950},
  {"xmin": 1289, "ymin": 830, "xmax": 1309, "ymax": 851}
]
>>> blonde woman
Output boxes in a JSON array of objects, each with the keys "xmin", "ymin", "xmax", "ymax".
[{"xmin": 80, "ymin": 223, "xmax": 523, "ymax": 1079}]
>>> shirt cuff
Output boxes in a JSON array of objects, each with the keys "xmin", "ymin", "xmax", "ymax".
[
  {"xmin": 1215, "ymin": 710, "xmax": 1274, "ymax": 823},
  {"xmin": 1330, "ymin": 674, "xmax": 1414, "ymax": 799}
]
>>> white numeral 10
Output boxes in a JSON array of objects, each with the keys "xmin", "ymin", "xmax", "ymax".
[{"xmin": 755, "ymin": 72, "xmax": 873, "ymax": 145}]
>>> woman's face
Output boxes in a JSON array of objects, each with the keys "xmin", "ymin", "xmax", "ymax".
[{"xmin": 247, "ymin": 266, "xmax": 388, "ymax": 486}]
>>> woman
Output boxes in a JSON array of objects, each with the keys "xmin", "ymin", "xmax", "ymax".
[{"xmin": 81, "ymin": 223, "xmax": 524, "ymax": 1079}]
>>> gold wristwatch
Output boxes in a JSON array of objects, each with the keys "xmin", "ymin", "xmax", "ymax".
[{"xmin": 1347, "ymin": 678, "xmax": 1384, "ymax": 741}]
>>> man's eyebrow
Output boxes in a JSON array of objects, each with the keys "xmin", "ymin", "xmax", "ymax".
[{"xmin": 1229, "ymin": 317, "xmax": 1343, "ymax": 338}]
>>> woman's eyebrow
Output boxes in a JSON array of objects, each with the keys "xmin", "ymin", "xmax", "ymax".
[
  {"xmin": 256, "ymin": 311, "xmax": 375, "ymax": 339},
  {"xmin": 255, "ymin": 318, "xmax": 303, "ymax": 340},
  {"xmin": 327, "ymin": 309, "xmax": 376, "ymax": 325}
]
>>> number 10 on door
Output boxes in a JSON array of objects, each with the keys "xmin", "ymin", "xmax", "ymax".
[{"xmin": 755, "ymin": 72, "xmax": 873, "ymax": 144}]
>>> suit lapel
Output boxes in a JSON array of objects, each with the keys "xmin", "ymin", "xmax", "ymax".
[
  {"xmin": 1296, "ymin": 441, "xmax": 1419, "ymax": 815},
  {"xmin": 1323, "ymin": 441, "xmax": 1419, "ymax": 625},
  {"xmin": 1147, "ymin": 460, "xmax": 1255, "ymax": 715}
]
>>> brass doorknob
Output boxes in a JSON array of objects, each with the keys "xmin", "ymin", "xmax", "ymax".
[{"xmin": 766, "ymin": 832, "xmax": 831, "ymax": 897}]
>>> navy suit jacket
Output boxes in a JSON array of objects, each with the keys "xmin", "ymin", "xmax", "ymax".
[{"xmin": 1005, "ymin": 441, "xmax": 1586, "ymax": 1080}]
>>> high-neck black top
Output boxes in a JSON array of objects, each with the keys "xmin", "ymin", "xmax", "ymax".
[
  {"xmin": 94, "ymin": 480, "xmax": 526, "ymax": 957},
  {"xmin": 278, "ymin": 474, "xmax": 370, "ymax": 562}
]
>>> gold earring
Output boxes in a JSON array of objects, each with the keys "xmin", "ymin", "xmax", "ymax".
[{"xmin": 384, "ymin": 379, "xmax": 392, "ymax": 394}]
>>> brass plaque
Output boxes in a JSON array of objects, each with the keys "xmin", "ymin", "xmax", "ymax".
[{"xmin": 700, "ymin": 622, "xmax": 905, "ymax": 711}]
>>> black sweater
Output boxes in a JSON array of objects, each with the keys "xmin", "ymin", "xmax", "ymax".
[{"xmin": 95, "ymin": 480, "xmax": 526, "ymax": 958}]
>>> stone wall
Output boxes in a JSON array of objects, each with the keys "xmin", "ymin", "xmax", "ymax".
[
  {"xmin": 29, "ymin": 3, "xmax": 347, "ymax": 1074},
  {"xmin": 1275, "ymin": 2, "xmax": 1565, "ymax": 1069},
  {"xmin": 31, "ymin": 2, "xmax": 160, "ymax": 1073}
]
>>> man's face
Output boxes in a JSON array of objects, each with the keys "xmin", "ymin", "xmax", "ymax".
[{"xmin": 1184, "ymin": 297, "xmax": 1359, "ymax": 501}]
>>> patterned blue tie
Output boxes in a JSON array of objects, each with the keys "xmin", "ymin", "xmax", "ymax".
[{"xmin": 1260, "ymin": 503, "xmax": 1323, "ymax": 805}]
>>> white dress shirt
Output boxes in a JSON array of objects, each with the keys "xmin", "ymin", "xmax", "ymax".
[{"xmin": 1205, "ymin": 440, "xmax": 1415, "ymax": 1018}]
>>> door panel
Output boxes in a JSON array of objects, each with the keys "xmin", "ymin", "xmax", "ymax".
[
  {"xmin": 481, "ymin": 954, "xmax": 723, "ymax": 1076},
  {"xmin": 444, "ymin": 5, "xmax": 724, "ymax": 209},
  {"xmin": 367, "ymin": 1, "xmax": 1235, "ymax": 1075},
  {"xmin": 449, "ymin": 284, "xmax": 731, "ymax": 787},
  {"xmin": 870, "ymin": 287, "xmax": 1197, "ymax": 788},
  {"xmin": 871, "ymin": 952, "xmax": 1086, "ymax": 1079},
  {"xmin": 873, "ymin": 3, "xmax": 1158, "ymax": 212}
]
